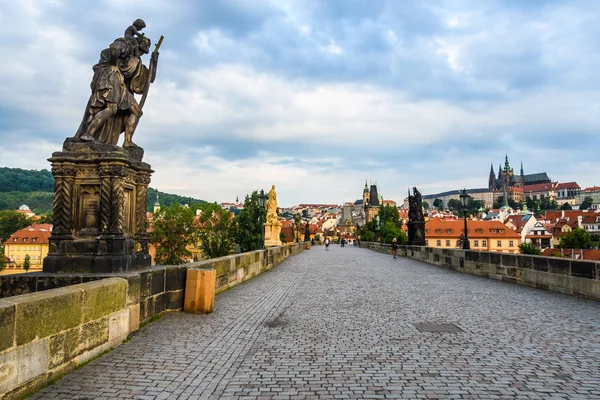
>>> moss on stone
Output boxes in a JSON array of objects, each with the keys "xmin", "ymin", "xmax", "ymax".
[
  {"xmin": 14, "ymin": 287, "xmax": 83, "ymax": 346},
  {"xmin": 49, "ymin": 327, "xmax": 79, "ymax": 369},
  {"xmin": 0, "ymin": 300, "xmax": 15, "ymax": 351},
  {"xmin": 78, "ymin": 317, "xmax": 109, "ymax": 354},
  {"xmin": 82, "ymin": 278, "xmax": 127, "ymax": 323}
]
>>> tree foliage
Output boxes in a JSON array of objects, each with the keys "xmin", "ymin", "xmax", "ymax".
[
  {"xmin": 0, "ymin": 210, "xmax": 31, "ymax": 243},
  {"xmin": 433, "ymin": 198, "xmax": 443, "ymax": 209},
  {"xmin": 146, "ymin": 187, "xmax": 207, "ymax": 212},
  {"xmin": 377, "ymin": 204, "xmax": 400, "ymax": 227},
  {"xmin": 235, "ymin": 191, "xmax": 266, "ymax": 252},
  {"xmin": 0, "ymin": 192, "xmax": 54, "ymax": 215},
  {"xmin": 493, "ymin": 196, "xmax": 522, "ymax": 210},
  {"xmin": 524, "ymin": 196, "xmax": 558, "ymax": 212},
  {"xmin": 557, "ymin": 228, "xmax": 592, "ymax": 249},
  {"xmin": 0, "ymin": 168, "xmax": 53, "ymax": 192},
  {"xmin": 23, "ymin": 254, "xmax": 31, "ymax": 271},
  {"xmin": 579, "ymin": 196, "xmax": 593, "ymax": 210},
  {"xmin": 381, "ymin": 221, "xmax": 408, "ymax": 245},
  {"xmin": 519, "ymin": 242, "xmax": 542, "ymax": 255},
  {"xmin": 150, "ymin": 203, "xmax": 199, "ymax": 265},
  {"xmin": 0, "ymin": 247, "xmax": 5, "ymax": 272},
  {"xmin": 560, "ymin": 202, "xmax": 572, "ymax": 210},
  {"xmin": 197, "ymin": 205, "xmax": 235, "ymax": 259}
]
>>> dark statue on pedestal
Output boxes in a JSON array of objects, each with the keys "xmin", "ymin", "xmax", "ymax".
[
  {"xmin": 43, "ymin": 21, "xmax": 163, "ymax": 273},
  {"xmin": 407, "ymin": 187, "xmax": 426, "ymax": 246}
]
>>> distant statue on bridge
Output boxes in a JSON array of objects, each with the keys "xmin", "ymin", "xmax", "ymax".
[
  {"xmin": 265, "ymin": 185, "xmax": 280, "ymax": 225},
  {"xmin": 408, "ymin": 187, "xmax": 426, "ymax": 246},
  {"xmin": 264, "ymin": 185, "xmax": 282, "ymax": 247}
]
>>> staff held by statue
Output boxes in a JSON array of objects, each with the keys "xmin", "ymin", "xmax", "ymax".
[{"xmin": 139, "ymin": 34, "xmax": 163, "ymax": 110}]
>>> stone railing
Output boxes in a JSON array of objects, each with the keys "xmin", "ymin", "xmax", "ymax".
[
  {"xmin": 0, "ymin": 278, "xmax": 134, "ymax": 399},
  {"xmin": 0, "ymin": 243, "xmax": 303, "ymax": 399},
  {"xmin": 361, "ymin": 242, "xmax": 599, "ymax": 301}
]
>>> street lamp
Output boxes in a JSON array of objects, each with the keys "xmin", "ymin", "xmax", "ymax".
[
  {"xmin": 459, "ymin": 188, "xmax": 471, "ymax": 250},
  {"xmin": 375, "ymin": 215, "xmax": 381, "ymax": 242},
  {"xmin": 258, "ymin": 189, "xmax": 266, "ymax": 249}
]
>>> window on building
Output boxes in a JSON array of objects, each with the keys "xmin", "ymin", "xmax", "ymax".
[
  {"xmin": 436, "ymin": 229, "xmax": 442, "ymax": 234},
  {"xmin": 509, "ymin": 241, "xmax": 514, "ymax": 247},
  {"xmin": 425, "ymin": 240, "xmax": 429, "ymax": 246},
  {"xmin": 446, "ymin": 240, "xmax": 450, "ymax": 246},
  {"xmin": 446, "ymin": 229, "xmax": 452, "ymax": 234},
  {"xmin": 23, "ymin": 238, "xmax": 27, "ymax": 242},
  {"xmin": 32, "ymin": 238, "xmax": 37, "ymax": 242},
  {"xmin": 476, "ymin": 229, "xmax": 483, "ymax": 234},
  {"xmin": 436, "ymin": 240, "xmax": 441, "ymax": 246},
  {"xmin": 497, "ymin": 240, "xmax": 502, "ymax": 247},
  {"xmin": 13, "ymin": 238, "xmax": 17, "ymax": 242},
  {"xmin": 474, "ymin": 240, "xmax": 479, "ymax": 247},
  {"xmin": 482, "ymin": 240, "xmax": 487, "ymax": 246}
]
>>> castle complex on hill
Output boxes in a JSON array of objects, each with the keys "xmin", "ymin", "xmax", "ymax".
[
  {"xmin": 488, "ymin": 155, "xmax": 551, "ymax": 191},
  {"xmin": 422, "ymin": 155, "xmax": 581, "ymax": 209}
]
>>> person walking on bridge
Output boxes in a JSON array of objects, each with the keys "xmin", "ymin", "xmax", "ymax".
[{"xmin": 392, "ymin": 237, "xmax": 398, "ymax": 259}]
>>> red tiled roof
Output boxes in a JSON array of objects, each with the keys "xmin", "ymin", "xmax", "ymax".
[
  {"xmin": 4, "ymin": 224, "xmax": 52, "ymax": 245},
  {"xmin": 541, "ymin": 248, "xmax": 600, "ymax": 261},
  {"xmin": 582, "ymin": 186, "xmax": 600, "ymax": 192},
  {"xmin": 523, "ymin": 182, "xmax": 557, "ymax": 193},
  {"xmin": 425, "ymin": 219, "xmax": 520, "ymax": 239},
  {"xmin": 555, "ymin": 182, "xmax": 580, "ymax": 190}
]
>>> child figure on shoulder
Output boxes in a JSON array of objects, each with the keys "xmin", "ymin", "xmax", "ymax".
[{"xmin": 125, "ymin": 19, "xmax": 146, "ymax": 40}]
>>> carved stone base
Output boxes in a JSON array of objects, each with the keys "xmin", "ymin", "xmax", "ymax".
[
  {"xmin": 408, "ymin": 221, "xmax": 426, "ymax": 246},
  {"xmin": 264, "ymin": 224, "xmax": 282, "ymax": 247},
  {"xmin": 43, "ymin": 141, "xmax": 153, "ymax": 273}
]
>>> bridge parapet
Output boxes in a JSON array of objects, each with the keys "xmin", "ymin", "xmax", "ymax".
[
  {"xmin": 0, "ymin": 243, "xmax": 304, "ymax": 399},
  {"xmin": 361, "ymin": 242, "xmax": 599, "ymax": 301}
]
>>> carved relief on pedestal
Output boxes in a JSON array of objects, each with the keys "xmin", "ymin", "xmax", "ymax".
[{"xmin": 51, "ymin": 164, "xmax": 77, "ymax": 236}]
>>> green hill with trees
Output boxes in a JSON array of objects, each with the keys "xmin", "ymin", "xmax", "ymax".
[{"xmin": 0, "ymin": 167, "xmax": 206, "ymax": 215}]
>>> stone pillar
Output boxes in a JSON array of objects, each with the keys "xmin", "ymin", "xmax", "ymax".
[
  {"xmin": 408, "ymin": 221, "xmax": 426, "ymax": 246},
  {"xmin": 43, "ymin": 141, "xmax": 153, "ymax": 273}
]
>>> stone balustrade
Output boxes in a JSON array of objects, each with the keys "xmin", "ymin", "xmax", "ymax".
[
  {"xmin": 362, "ymin": 242, "xmax": 600, "ymax": 301},
  {"xmin": 0, "ymin": 243, "xmax": 303, "ymax": 399}
]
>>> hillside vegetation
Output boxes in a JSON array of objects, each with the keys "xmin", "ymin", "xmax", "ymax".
[{"xmin": 0, "ymin": 167, "xmax": 206, "ymax": 215}]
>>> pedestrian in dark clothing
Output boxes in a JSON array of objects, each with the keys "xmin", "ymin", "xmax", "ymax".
[{"xmin": 391, "ymin": 237, "xmax": 398, "ymax": 259}]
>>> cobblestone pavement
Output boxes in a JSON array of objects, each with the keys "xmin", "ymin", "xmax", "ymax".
[{"xmin": 33, "ymin": 247, "xmax": 600, "ymax": 399}]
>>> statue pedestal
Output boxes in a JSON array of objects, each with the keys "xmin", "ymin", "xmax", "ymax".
[
  {"xmin": 43, "ymin": 140, "xmax": 153, "ymax": 273},
  {"xmin": 264, "ymin": 223, "xmax": 282, "ymax": 247},
  {"xmin": 408, "ymin": 221, "xmax": 426, "ymax": 246}
]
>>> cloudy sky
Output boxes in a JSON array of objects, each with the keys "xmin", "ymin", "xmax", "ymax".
[{"xmin": 0, "ymin": 0, "xmax": 598, "ymax": 206}]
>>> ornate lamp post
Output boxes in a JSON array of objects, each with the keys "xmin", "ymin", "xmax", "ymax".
[
  {"xmin": 459, "ymin": 188, "xmax": 471, "ymax": 250},
  {"xmin": 375, "ymin": 215, "xmax": 381, "ymax": 242},
  {"xmin": 258, "ymin": 189, "xmax": 267, "ymax": 249}
]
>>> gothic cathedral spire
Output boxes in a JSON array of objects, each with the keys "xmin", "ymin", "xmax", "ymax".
[{"xmin": 488, "ymin": 163, "xmax": 496, "ymax": 190}]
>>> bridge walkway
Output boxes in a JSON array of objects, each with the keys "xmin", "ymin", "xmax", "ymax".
[{"xmin": 33, "ymin": 246, "xmax": 600, "ymax": 399}]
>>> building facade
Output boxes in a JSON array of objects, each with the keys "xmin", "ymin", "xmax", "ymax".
[
  {"xmin": 3, "ymin": 224, "xmax": 52, "ymax": 271},
  {"xmin": 425, "ymin": 219, "xmax": 521, "ymax": 253}
]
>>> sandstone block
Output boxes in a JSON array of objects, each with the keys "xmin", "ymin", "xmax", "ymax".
[
  {"xmin": 128, "ymin": 304, "xmax": 140, "ymax": 333},
  {"xmin": 184, "ymin": 268, "xmax": 216, "ymax": 314},
  {"xmin": 82, "ymin": 278, "xmax": 127, "ymax": 323},
  {"xmin": 17, "ymin": 338, "xmax": 49, "ymax": 385},
  {"xmin": 0, "ymin": 347, "xmax": 17, "ymax": 394},
  {"xmin": 0, "ymin": 300, "xmax": 15, "ymax": 352},
  {"xmin": 11, "ymin": 286, "xmax": 83, "ymax": 346},
  {"xmin": 108, "ymin": 309, "xmax": 129, "ymax": 344}
]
